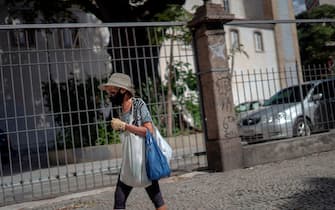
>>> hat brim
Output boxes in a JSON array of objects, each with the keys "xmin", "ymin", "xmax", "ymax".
[
  {"xmin": 98, "ymin": 83, "xmax": 135, "ymax": 96},
  {"xmin": 98, "ymin": 84, "xmax": 109, "ymax": 91}
]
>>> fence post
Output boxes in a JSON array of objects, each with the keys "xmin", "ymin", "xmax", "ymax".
[{"xmin": 188, "ymin": 2, "xmax": 242, "ymax": 172}]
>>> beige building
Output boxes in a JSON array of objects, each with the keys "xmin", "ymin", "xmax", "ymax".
[{"xmin": 176, "ymin": 0, "xmax": 301, "ymax": 104}]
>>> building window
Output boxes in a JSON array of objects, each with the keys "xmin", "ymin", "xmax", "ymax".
[
  {"xmin": 254, "ymin": 32, "xmax": 264, "ymax": 52},
  {"xmin": 223, "ymin": 0, "xmax": 230, "ymax": 13},
  {"xmin": 230, "ymin": 30, "xmax": 240, "ymax": 49}
]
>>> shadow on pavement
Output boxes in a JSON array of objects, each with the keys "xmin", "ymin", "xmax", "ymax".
[{"xmin": 277, "ymin": 177, "xmax": 335, "ymax": 209}]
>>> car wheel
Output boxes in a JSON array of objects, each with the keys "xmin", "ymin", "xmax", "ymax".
[{"xmin": 293, "ymin": 118, "xmax": 311, "ymax": 137}]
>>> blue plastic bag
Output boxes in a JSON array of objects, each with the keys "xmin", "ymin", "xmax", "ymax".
[{"xmin": 145, "ymin": 130, "xmax": 171, "ymax": 180}]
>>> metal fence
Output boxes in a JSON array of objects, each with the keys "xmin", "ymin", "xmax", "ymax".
[
  {"xmin": 234, "ymin": 65, "xmax": 335, "ymax": 144},
  {"xmin": 225, "ymin": 18, "xmax": 335, "ymax": 145},
  {"xmin": 0, "ymin": 22, "xmax": 206, "ymax": 206}
]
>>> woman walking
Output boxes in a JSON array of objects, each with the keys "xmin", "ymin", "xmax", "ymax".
[{"xmin": 99, "ymin": 72, "xmax": 167, "ymax": 210}]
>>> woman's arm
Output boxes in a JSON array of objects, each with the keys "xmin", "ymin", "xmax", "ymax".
[{"xmin": 125, "ymin": 121, "xmax": 153, "ymax": 137}]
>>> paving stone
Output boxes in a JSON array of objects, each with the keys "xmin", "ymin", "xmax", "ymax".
[{"xmin": 4, "ymin": 150, "xmax": 335, "ymax": 210}]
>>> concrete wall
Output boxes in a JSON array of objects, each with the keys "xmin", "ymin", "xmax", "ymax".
[
  {"xmin": 229, "ymin": 0, "xmax": 246, "ymax": 19},
  {"xmin": 49, "ymin": 133, "xmax": 205, "ymax": 165},
  {"xmin": 49, "ymin": 128, "xmax": 335, "ymax": 171},
  {"xmin": 243, "ymin": 130, "xmax": 335, "ymax": 167}
]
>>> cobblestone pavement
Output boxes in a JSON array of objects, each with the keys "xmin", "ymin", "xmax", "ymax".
[{"xmin": 4, "ymin": 150, "xmax": 335, "ymax": 210}]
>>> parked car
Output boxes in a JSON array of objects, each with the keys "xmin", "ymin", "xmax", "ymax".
[
  {"xmin": 235, "ymin": 100, "xmax": 263, "ymax": 120},
  {"xmin": 239, "ymin": 78, "xmax": 335, "ymax": 143},
  {"xmin": 235, "ymin": 100, "xmax": 262, "ymax": 113}
]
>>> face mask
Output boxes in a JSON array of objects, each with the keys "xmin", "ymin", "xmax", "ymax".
[{"xmin": 109, "ymin": 90, "xmax": 125, "ymax": 106}]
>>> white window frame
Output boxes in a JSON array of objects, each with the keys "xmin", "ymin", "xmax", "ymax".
[
  {"xmin": 230, "ymin": 30, "xmax": 240, "ymax": 50},
  {"xmin": 254, "ymin": 32, "xmax": 264, "ymax": 52}
]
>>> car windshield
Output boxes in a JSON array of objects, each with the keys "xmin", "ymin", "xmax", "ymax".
[
  {"xmin": 264, "ymin": 83, "xmax": 314, "ymax": 106},
  {"xmin": 235, "ymin": 101, "xmax": 261, "ymax": 113},
  {"xmin": 235, "ymin": 103, "xmax": 249, "ymax": 113}
]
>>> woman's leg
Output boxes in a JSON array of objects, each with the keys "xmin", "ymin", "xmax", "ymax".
[
  {"xmin": 114, "ymin": 178, "xmax": 133, "ymax": 210},
  {"xmin": 145, "ymin": 180, "xmax": 167, "ymax": 210}
]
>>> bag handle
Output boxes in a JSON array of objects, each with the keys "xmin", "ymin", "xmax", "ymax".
[{"xmin": 129, "ymin": 98, "xmax": 134, "ymax": 125}]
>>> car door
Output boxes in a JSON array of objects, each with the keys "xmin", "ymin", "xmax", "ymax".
[{"xmin": 312, "ymin": 80, "xmax": 335, "ymax": 130}]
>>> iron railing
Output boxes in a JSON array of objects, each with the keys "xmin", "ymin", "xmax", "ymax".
[
  {"xmin": 234, "ymin": 65, "xmax": 335, "ymax": 144},
  {"xmin": 0, "ymin": 22, "xmax": 206, "ymax": 206}
]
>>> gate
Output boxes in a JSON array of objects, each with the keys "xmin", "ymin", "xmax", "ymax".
[{"xmin": 0, "ymin": 22, "xmax": 207, "ymax": 205}]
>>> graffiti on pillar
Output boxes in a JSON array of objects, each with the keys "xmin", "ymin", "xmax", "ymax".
[
  {"xmin": 216, "ymin": 75, "xmax": 232, "ymax": 112},
  {"xmin": 222, "ymin": 116, "xmax": 238, "ymax": 138},
  {"xmin": 216, "ymin": 75, "xmax": 238, "ymax": 138},
  {"xmin": 209, "ymin": 42, "xmax": 225, "ymax": 59}
]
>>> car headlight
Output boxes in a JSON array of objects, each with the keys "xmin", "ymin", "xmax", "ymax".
[{"xmin": 268, "ymin": 112, "xmax": 287, "ymax": 123}]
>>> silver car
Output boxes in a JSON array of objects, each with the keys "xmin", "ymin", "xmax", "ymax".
[{"xmin": 239, "ymin": 78, "xmax": 335, "ymax": 143}]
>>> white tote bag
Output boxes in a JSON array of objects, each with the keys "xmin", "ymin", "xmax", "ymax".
[
  {"xmin": 119, "ymin": 107, "xmax": 151, "ymax": 187},
  {"xmin": 154, "ymin": 126, "xmax": 173, "ymax": 163}
]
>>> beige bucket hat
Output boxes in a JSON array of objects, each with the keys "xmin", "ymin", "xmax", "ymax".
[{"xmin": 98, "ymin": 73, "xmax": 135, "ymax": 96}]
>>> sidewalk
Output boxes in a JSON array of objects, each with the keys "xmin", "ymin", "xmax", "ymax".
[{"xmin": 3, "ymin": 149, "xmax": 335, "ymax": 210}]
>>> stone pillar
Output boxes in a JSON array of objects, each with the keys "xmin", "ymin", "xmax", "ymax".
[{"xmin": 188, "ymin": 3, "xmax": 242, "ymax": 172}]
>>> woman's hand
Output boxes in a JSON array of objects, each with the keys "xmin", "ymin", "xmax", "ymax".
[
  {"xmin": 111, "ymin": 118, "xmax": 126, "ymax": 131},
  {"xmin": 111, "ymin": 118, "xmax": 154, "ymax": 137}
]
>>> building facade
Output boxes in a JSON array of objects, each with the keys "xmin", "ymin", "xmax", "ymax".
[{"xmin": 182, "ymin": 0, "xmax": 301, "ymax": 104}]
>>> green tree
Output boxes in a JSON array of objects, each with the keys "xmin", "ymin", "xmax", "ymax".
[
  {"xmin": 168, "ymin": 61, "xmax": 201, "ymax": 132},
  {"xmin": 5, "ymin": 0, "xmax": 187, "ymax": 87},
  {"xmin": 5, "ymin": 0, "xmax": 186, "ymax": 23},
  {"xmin": 296, "ymin": 4, "xmax": 335, "ymax": 70},
  {"xmin": 6, "ymin": 0, "xmax": 191, "ymax": 141},
  {"xmin": 42, "ymin": 73, "xmax": 105, "ymax": 148},
  {"xmin": 153, "ymin": 4, "xmax": 194, "ymax": 136}
]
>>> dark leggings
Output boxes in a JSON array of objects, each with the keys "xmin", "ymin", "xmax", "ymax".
[{"xmin": 114, "ymin": 178, "xmax": 165, "ymax": 209}]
